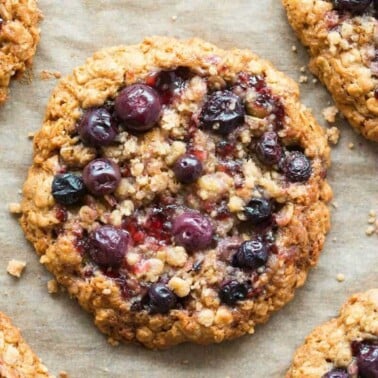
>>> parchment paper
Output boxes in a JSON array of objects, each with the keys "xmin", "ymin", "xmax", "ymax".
[{"xmin": 0, "ymin": 1, "xmax": 377, "ymax": 377}]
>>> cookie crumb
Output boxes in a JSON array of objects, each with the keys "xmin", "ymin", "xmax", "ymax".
[
  {"xmin": 336, "ymin": 273, "xmax": 345, "ymax": 282},
  {"xmin": 59, "ymin": 372, "xmax": 69, "ymax": 378},
  {"xmin": 326, "ymin": 127, "xmax": 340, "ymax": 145},
  {"xmin": 331, "ymin": 202, "xmax": 338, "ymax": 209},
  {"xmin": 300, "ymin": 66, "xmax": 306, "ymax": 73},
  {"xmin": 107, "ymin": 337, "xmax": 119, "ymax": 346},
  {"xmin": 322, "ymin": 106, "xmax": 339, "ymax": 123},
  {"xmin": 299, "ymin": 75, "xmax": 308, "ymax": 84},
  {"xmin": 171, "ymin": 15, "xmax": 177, "ymax": 21},
  {"xmin": 40, "ymin": 69, "xmax": 62, "ymax": 80},
  {"xmin": 8, "ymin": 202, "xmax": 22, "ymax": 214},
  {"xmin": 102, "ymin": 288, "xmax": 112, "ymax": 295},
  {"xmin": 365, "ymin": 225, "xmax": 375, "ymax": 236},
  {"xmin": 332, "ymin": 237, "xmax": 337, "ymax": 242},
  {"xmin": 292, "ymin": 45, "xmax": 297, "ymax": 53},
  {"xmin": 7, "ymin": 259, "xmax": 26, "ymax": 278},
  {"xmin": 28, "ymin": 132, "xmax": 35, "ymax": 139},
  {"xmin": 47, "ymin": 279, "xmax": 59, "ymax": 294},
  {"xmin": 348, "ymin": 142, "xmax": 355, "ymax": 150},
  {"xmin": 312, "ymin": 78, "xmax": 318, "ymax": 84}
]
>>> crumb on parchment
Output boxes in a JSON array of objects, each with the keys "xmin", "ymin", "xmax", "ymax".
[
  {"xmin": 59, "ymin": 371, "xmax": 69, "ymax": 378},
  {"xmin": 7, "ymin": 260, "xmax": 26, "ymax": 278},
  {"xmin": 326, "ymin": 127, "xmax": 340, "ymax": 145},
  {"xmin": 299, "ymin": 75, "xmax": 308, "ymax": 84},
  {"xmin": 365, "ymin": 210, "xmax": 377, "ymax": 236},
  {"xmin": 322, "ymin": 106, "xmax": 339, "ymax": 123},
  {"xmin": 47, "ymin": 279, "xmax": 59, "ymax": 294},
  {"xmin": 8, "ymin": 202, "xmax": 22, "ymax": 214},
  {"xmin": 336, "ymin": 273, "xmax": 345, "ymax": 282},
  {"xmin": 40, "ymin": 70, "xmax": 62, "ymax": 80}
]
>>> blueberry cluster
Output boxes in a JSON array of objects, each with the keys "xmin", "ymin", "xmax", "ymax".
[{"xmin": 50, "ymin": 68, "xmax": 315, "ymax": 314}]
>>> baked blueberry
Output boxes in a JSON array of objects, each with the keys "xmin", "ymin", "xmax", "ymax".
[
  {"xmin": 233, "ymin": 239, "xmax": 269, "ymax": 270},
  {"xmin": 255, "ymin": 131, "xmax": 282, "ymax": 166},
  {"xmin": 200, "ymin": 90, "xmax": 245, "ymax": 134},
  {"xmin": 83, "ymin": 158, "xmax": 121, "ymax": 196},
  {"xmin": 88, "ymin": 225, "xmax": 129, "ymax": 267},
  {"xmin": 52, "ymin": 173, "xmax": 86, "ymax": 205},
  {"xmin": 219, "ymin": 281, "xmax": 249, "ymax": 306},
  {"xmin": 78, "ymin": 108, "xmax": 117, "ymax": 147},
  {"xmin": 172, "ymin": 211, "xmax": 213, "ymax": 251},
  {"xmin": 154, "ymin": 68, "xmax": 189, "ymax": 104},
  {"xmin": 115, "ymin": 84, "xmax": 162, "ymax": 132},
  {"xmin": 244, "ymin": 198, "xmax": 272, "ymax": 225},
  {"xmin": 147, "ymin": 283, "xmax": 177, "ymax": 314},
  {"xmin": 173, "ymin": 154, "xmax": 203, "ymax": 184},
  {"xmin": 322, "ymin": 368, "xmax": 349, "ymax": 378},
  {"xmin": 283, "ymin": 151, "xmax": 312, "ymax": 183},
  {"xmin": 352, "ymin": 340, "xmax": 378, "ymax": 378},
  {"xmin": 333, "ymin": 0, "xmax": 372, "ymax": 14}
]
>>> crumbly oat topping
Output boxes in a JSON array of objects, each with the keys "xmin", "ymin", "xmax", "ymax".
[
  {"xmin": 323, "ymin": 105, "xmax": 339, "ymax": 123},
  {"xmin": 0, "ymin": 0, "xmax": 42, "ymax": 104},
  {"xmin": 19, "ymin": 37, "xmax": 332, "ymax": 348},
  {"xmin": 283, "ymin": 0, "xmax": 378, "ymax": 142}
]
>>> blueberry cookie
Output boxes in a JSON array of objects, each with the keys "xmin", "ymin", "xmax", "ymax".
[
  {"xmin": 0, "ymin": 312, "xmax": 51, "ymax": 377},
  {"xmin": 287, "ymin": 289, "xmax": 378, "ymax": 378},
  {"xmin": 283, "ymin": 0, "xmax": 378, "ymax": 142},
  {"xmin": 19, "ymin": 37, "xmax": 332, "ymax": 348},
  {"xmin": 0, "ymin": 0, "xmax": 42, "ymax": 104}
]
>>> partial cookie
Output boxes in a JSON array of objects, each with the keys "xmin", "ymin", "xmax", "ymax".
[
  {"xmin": 283, "ymin": 0, "xmax": 378, "ymax": 142},
  {"xmin": 0, "ymin": 312, "xmax": 51, "ymax": 377},
  {"xmin": 20, "ymin": 37, "xmax": 332, "ymax": 348},
  {"xmin": 287, "ymin": 289, "xmax": 378, "ymax": 377},
  {"xmin": 0, "ymin": 0, "xmax": 42, "ymax": 104}
]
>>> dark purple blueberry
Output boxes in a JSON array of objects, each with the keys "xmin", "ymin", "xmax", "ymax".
[
  {"xmin": 173, "ymin": 154, "xmax": 203, "ymax": 184},
  {"xmin": 172, "ymin": 211, "xmax": 213, "ymax": 251},
  {"xmin": 200, "ymin": 90, "xmax": 245, "ymax": 134},
  {"xmin": 88, "ymin": 225, "xmax": 129, "ymax": 267},
  {"xmin": 83, "ymin": 158, "xmax": 121, "ymax": 196},
  {"xmin": 233, "ymin": 239, "xmax": 269, "ymax": 270},
  {"xmin": 255, "ymin": 131, "xmax": 282, "ymax": 166},
  {"xmin": 154, "ymin": 68, "xmax": 189, "ymax": 104},
  {"xmin": 219, "ymin": 281, "xmax": 249, "ymax": 306},
  {"xmin": 244, "ymin": 198, "xmax": 272, "ymax": 225},
  {"xmin": 322, "ymin": 368, "xmax": 349, "ymax": 378},
  {"xmin": 375, "ymin": 0, "xmax": 378, "ymax": 11},
  {"xmin": 115, "ymin": 84, "xmax": 162, "ymax": 132},
  {"xmin": 78, "ymin": 108, "xmax": 117, "ymax": 147},
  {"xmin": 283, "ymin": 151, "xmax": 312, "ymax": 183},
  {"xmin": 147, "ymin": 283, "xmax": 177, "ymax": 314},
  {"xmin": 52, "ymin": 173, "xmax": 86, "ymax": 205},
  {"xmin": 333, "ymin": 0, "xmax": 372, "ymax": 14},
  {"xmin": 352, "ymin": 340, "xmax": 378, "ymax": 378}
]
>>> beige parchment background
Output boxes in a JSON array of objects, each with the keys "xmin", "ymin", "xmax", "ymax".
[{"xmin": 0, "ymin": 1, "xmax": 377, "ymax": 377}]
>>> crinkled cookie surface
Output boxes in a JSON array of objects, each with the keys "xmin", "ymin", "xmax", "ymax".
[
  {"xmin": 283, "ymin": 0, "xmax": 378, "ymax": 142},
  {"xmin": 0, "ymin": 0, "xmax": 42, "ymax": 104},
  {"xmin": 287, "ymin": 289, "xmax": 378, "ymax": 378},
  {"xmin": 20, "ymin": 36, "xmax": 332, "ymax": 348},
  {"xmin": 0, "ymin": 312, "xmax": 52, "ymax": 378}
]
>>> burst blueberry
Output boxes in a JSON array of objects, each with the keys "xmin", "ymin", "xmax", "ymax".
[
  {"xmin": 148, "ymin": 283, "xmax": 177, "ymax": 314},
  {"xmin": 219, "ymin": 281, "xmax": 249, "ymax": 306},
  {"xmin": 333, "ymin": 0, "xmax": 372, "ymax": 14},
  {"xmin": 233, "ymin": 239, "xmax": 269, "ymax": 270},
  {"xmin": 172, "ymin": 211, "xmax": 213, "ymax": 251},
  {"xmin": 244, "ymin": 197, "xmax": 272, "ymax": 225},
  {"xmin": 52, "ymin": 173, "xmax": 86, "ymax": 205},
  {"xmin": 83, "ymin": 158, "xmax": 121, "ymax": 196},
  {"xmin": 352, "ymin": 340, "xmax": 378, "ymax": 378},
  {"xmin": 200, "ymin": 90, "xmax": 245, "ymax": 134},
  {"xmin": 78, "ymin": 108, "xmax": 117, "ymax": 147},
  {"xmin": 322, "ymin": 368, "xmax": 349, "ymax": 378},
  {"xmin": 255, "ymin": 131, "xmax": 282, "ymax": 166},
  {"xmin": 115, "ymin": 84, "xmax": 162, "ymax": 132},
  {"xmin": 173, "ymin": 154, "xmax": 203, "ymax": 184},
  {"xmin": 283, "ymin": 151, "xmax": 312, "ymax": 183},
  {"xmin": 88, "ymin": 225, "xmax": 129, "ymax": 267}
]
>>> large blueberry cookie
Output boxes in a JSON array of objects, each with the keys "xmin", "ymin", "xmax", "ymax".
[
  {"xmin": 287, "ymin": 289, "xmax": 378, "ymax": 378},
  {"xmin": 0, "ymin": 0, "xmax": 41, "ymax": 104},
  {"xmin": 20, "ymin": 37, "xmax": 332, "ymax": 348},
  {"xmin": 0, "ymin": 312, "xmax": 51, "ymax": 377},
  {"xmin": 283, "ymin": 0, "xmax": 378, "ymax": 142}
]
